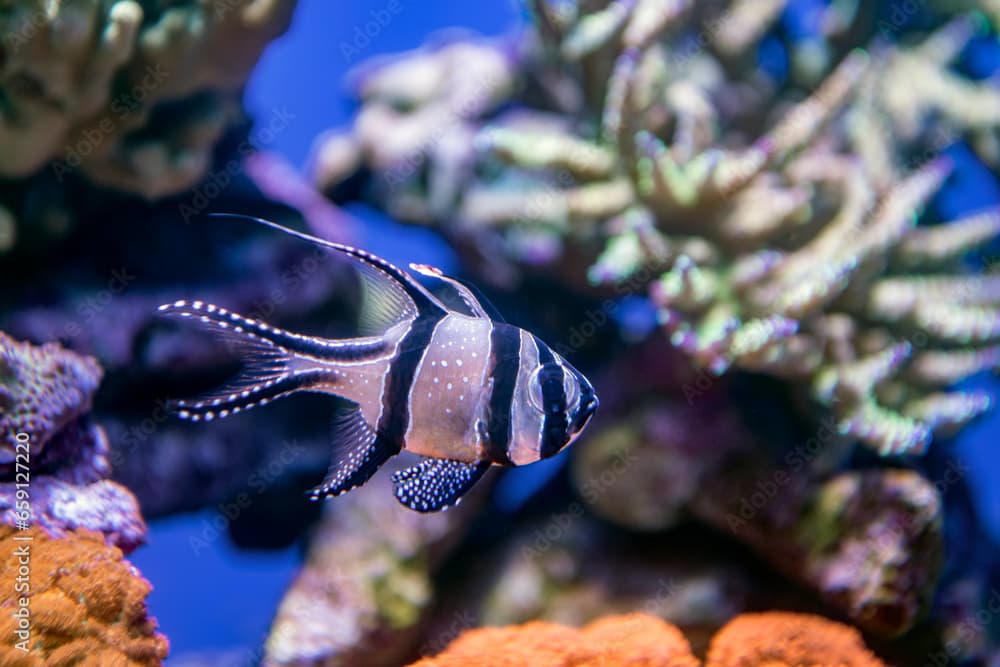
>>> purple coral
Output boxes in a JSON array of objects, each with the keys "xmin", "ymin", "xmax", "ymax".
[
  {"xmin": 0, "ymin": 332, "xmax": 103, "ymax": 462},
  {"xmin": 0, "ymin": 333, "xmax": 146, "ymax": 552}
]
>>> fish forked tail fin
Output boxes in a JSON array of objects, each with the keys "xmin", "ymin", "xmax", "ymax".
[{"xmin": 156, "ymin": 300, "xmax": 328, "ymax": 422}]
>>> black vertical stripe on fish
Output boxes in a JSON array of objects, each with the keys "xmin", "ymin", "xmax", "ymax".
[
  {"xmin": 533, "ymin": 336, "xmax": 569, "ymax": 459},
  {"xmin": 377, "ymin": 309, "xmax": 448, "ymax": 448},
  {"xmin": 485, "ymin": 325, "xmax": 520, "ymax": 465}
]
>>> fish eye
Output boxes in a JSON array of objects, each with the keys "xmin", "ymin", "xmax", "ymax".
[{"xmin": 528, "ymin": 363, "xmax": 578, "ymax": 413}]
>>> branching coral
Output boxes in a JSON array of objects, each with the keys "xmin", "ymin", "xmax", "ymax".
[
  {"xmin": 317, "ymin": 2, "xmax": 1000, "ymax": 456},
  {"xmin": 0, "ymin": 525, "xmax": 168, "ymax": 666},
  {"xmin": 0, "ymin": 0, "xmax": 296, "ymax": 198}
]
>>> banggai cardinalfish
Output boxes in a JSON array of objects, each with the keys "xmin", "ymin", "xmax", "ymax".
[{"xmin": 158, "ymin": 214, "xmax": 598, "ymax": 512}]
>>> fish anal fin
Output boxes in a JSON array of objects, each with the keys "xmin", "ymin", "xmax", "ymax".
[
  {"xmin": 391, "ymin": 457, "xmax": 491, "ymax": 512},
  {"xmin": 310, "ymin": 405, "xmax": 400, "ymax": 499}
]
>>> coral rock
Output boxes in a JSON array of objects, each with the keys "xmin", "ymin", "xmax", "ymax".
[
  {"xmin": 263, "ymin": 467, "xmax": 489, "ymax": 667},
  {"xmin": 408, "ymin": 613, "xmax": 700, "ymax": 667},
  {"xmin": 0, "ymin": 475, "xmax": 147, "ymax": 554},
  {"xmin": 0, "ymin": 0, "xmax": 296, "ymax": 197},
  {"xmin": 0, "ymin": 332, "xmax": 102, "ymax": 462},
  {"xmin": 0, "ymin": 333, "xmax": 147, "ymax": 551},
  {"xmin": 697, "ymin": 467, "xmax": 943, "ymax": 637},
  {"xmin": 571, "ymin": 398, "xmax": 751, "ymax": 531},
  {"xmin": 0, "ymin": 525, "xmax": 168, "ymax": 666},
  {"xmin": 705, "ymin": 611, "xmax": 886, "ymax": 667}
]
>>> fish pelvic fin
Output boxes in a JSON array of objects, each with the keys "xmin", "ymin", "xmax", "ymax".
[
  {"xmin": 310, "ymin": 404, "xmax": 400, "ymax": 499},
  {"xmin": 391, "ymin": 457, "xmax": 491, "ymax": 512},
  {"xmin": 157, "ymin": 300, "xmax": 331, "ymax": 421}
]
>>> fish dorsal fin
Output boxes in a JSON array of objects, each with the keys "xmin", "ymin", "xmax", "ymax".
[
  {"xmin": 310, "ymin": 403, "xmax": 401, "ymax": 499},
  {"xmin": 207, "ymin": 213, "xmax": 447, "ymax": 334},
  {"xmin": 409, "ymin": 263, "xmax": 506, "ymax": 322},
  {"xmin": 391, "ymin": 457, "xmax": 491, "ymax": 512}
]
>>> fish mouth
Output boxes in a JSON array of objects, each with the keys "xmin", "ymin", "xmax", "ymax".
[{"xmin": 575, "ymin": 394, "xmax": 599, "ymax": 433}]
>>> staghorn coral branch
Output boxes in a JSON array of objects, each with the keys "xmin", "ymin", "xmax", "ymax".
[
  {"xmin": 869, "ymin": 274, "xmax": 1000, "ymax": 321},
  {"xmin": 912, "ymin": 303, "xmax": 1000, "ymax": 344},
  {"xmin": 896, "ymin": 207, "xmax": 1000, "ymax": 266},
  {"xmin": 477, "ymin": 127, "xmax": 617, "ymax": 179},
  {"xmin": 773, "ymin": 255, "xmax": 859, "ymax": 319},
  {"xmin": 762, "ymin": 50, "xmax": 869, "ymax": 161},
  {"xmin": 903, "ymin": 391, "xmax": 994, "ymax": 433},
  {"xmin": 652, "ymin": 255, "xmax": 720, "ymax": 312},
  {"xmin": 726, "ymin": 315, "xmax": 801, "ymax": 365},
  {"xmin": 560, "ymin": 0, "xmax": 634, "ymax": 60},
  {"xmin": 814, "ymin": 343, "xmax": 913, "ymax": 406},
  {"xmin": 711, "ymin": 0, "xmax": 790, "ymax": 58},
  {"xmin": 838, "ymin": 400, "xmax": 932, "ymax": 455},
  {"xmin": 850, "ymin": 157, "xmax": 952, "ymax": 264},
  {"xmin": 623, "ymin": 0, "xmax": 690, "ymax": 49},
  {"xmin": 906, "ymin": 347, "xmax": 1000, "ymax": 385}
]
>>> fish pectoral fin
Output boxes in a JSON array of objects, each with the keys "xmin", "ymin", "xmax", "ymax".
[
  {"xmin": 310, "ymin": 404, "xmax": 400, "ymax": 500},
  {"xmin": 391, "ymin": 457, "xmax": 491, "ymax": 513},
  {"xmin": 409, "ymin": 263, "xmax": 506, "ymax": 323},
  {"xmin": 157, "ymin": 300, "xmax": 328, "ymax": 421}
]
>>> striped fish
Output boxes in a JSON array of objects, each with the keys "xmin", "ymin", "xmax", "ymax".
[{"xmin": 158, "ymin": 215, "xmax": 598, "ymax": 512}]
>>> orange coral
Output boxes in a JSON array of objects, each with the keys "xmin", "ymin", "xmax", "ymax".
[
  {"xmin": 705, "ymin": 612, "xmax": 885, "ymax": 667},
  {"xmin": 408, "ymin": 613, "xmax": 700, "ymax": 667},
  {"xmin": 409, "ymin": 612, "xmax": 888, "ymax": 667},
  {"xmin": 0, "ymin": 525, "xmax": 168, "ymax": 666}
]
